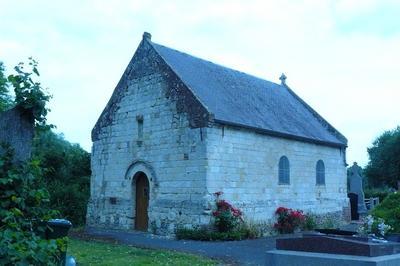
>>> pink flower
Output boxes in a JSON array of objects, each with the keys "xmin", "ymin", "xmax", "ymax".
[
  {"xmin": 275, "ymin": 207, "xmax": 288, "ymax": 214},
  {"xmin": 217, "ymin": 200, "xmax": 232, "ymax": 211}
]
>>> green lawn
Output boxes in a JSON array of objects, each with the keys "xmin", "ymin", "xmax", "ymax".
[{"xmin": 67, "ymin": 238, "xmax": 218, "ymax": 266}]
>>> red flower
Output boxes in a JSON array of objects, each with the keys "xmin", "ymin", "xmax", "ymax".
[
  {"xmin": 231, "ymin": 207, "xmax": 242, "ymax": 217},
  {"xmin": 275, "ymin": 207, "xmax": 288, "ymax": 214},
  {"xmin": 274, "ymin": 207, "xmax": 306, "ymax": 234},
  {"xmin": 212, "ymin": 196, "xmax": 244, "ymax": 232},
  {"xmin": 217, "ymin": 200, "xmax": 232, "ymax": 211}
]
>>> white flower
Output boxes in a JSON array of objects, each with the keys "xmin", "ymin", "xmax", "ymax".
[{"xmin": 366, "ymin": 215, "xmax": 374, "ymax": 227}]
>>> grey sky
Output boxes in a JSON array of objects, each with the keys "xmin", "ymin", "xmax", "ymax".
[{"xmin": 1, "ymin": 0, "xmax": 399, "ymax": 166}]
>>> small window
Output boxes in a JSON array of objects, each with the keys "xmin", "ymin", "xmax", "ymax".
[
  {"xmin": 136, "ymin": 115, "xmax": 143, "ymax": 139},
  {"xmin": 316, "ymin": 160, "xmax": 325, "ymax": 185},
  {"xmin": 109, "ymin": 197, "xmax": 117, "ymax": 205},
  {"xmin": 138, "ymin": 120, "xmax": 143, "ymax": 139},
  {"xmin": 136, "ymin": 115, "xmax": 144, "ymax": 146},
  {"xmin": 278, "ymin": 156, "xmax": 290, "ymax": 185}
]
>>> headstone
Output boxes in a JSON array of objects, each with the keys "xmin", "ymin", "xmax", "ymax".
[
  {"xmin": 276, "ymin": 233, "xmax": 400, "ymax": 257},
  {"xmin": 348, "ymin": 162, "xmax": 367, "ymax": 216},
  {"xmin": 348, "ymin": 192, "xmax": 359, "ymax": 220},
  {"xmin": 0, "ymin": 106, "xmax": 34, "ymax": 163},
  {"xmin": 268, "ymin": 234, "xmax": 400, "ymax": 266}
]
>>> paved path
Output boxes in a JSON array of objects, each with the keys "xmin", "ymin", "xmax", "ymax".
[{"xmin": 85, "ymin": 227, "xmax": 277, "ymax": 265}]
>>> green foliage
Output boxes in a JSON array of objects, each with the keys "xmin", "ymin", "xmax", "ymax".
[
  {"xmin": 318, "ymin": 217, "xmax": 337, "ymax": 229},
  {"xmin": 68, "ymin": 238, "xmax": 217, "ymax": 266},
  {"xmin": 0, "ymin": 62, "xmax": 13, "ymax": 112},
  {"xmin": 175, "ymin": 227, "xmax": 254, "ymax": 241},
  {"xmin": 364, "ymin": 187, "xmax": 393, "ymax": 202},
  {"xmin": 358, "ymin": 215, "xmax": 392, "ymax": 237},
  {"xmin": 212, "ymin": 192, "xmax": 243, "ymax": 233},
  {"xmin": 0, "ymin": 59, "xmax": 85, "ymax": 264},
  {"xmin": 0, "ymin": 144, "xmax": 64, "ymax": 265},
  {"xmin": 365, "ymin": 127, "xmax": 400, "ymax": 189},
  {"xmin": 7, "ymin": 58, "xmax": 51, "ymax": 129},
  {"xmin": 236, "ymin": 221, "xmax": 269, "ymax": 238},
  {"xmin": 175, "ymin": 221, "xmax": 266, "ymax": 241},
  {"xmin": 301, "ymin": 213, "xmax": 317, "ymax": 231},
  {"xmin": 33, "ymin": 130, "xmax": 91, "ymax": 226},
  {"xmin": 214, "ymin": 210, "xmax": 239, "ymax": 233},
  {"xmin": 1, "ymin": 59, "xmax": 90, "ymax": 226},
  {"xmin": 372, "ymin": 192, "xmax": 400, "ymax": 233}
]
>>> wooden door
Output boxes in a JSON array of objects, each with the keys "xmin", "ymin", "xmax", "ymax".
[{"xmin": 135, "ymin": 173, "xmax": 149, "ymax": 231}]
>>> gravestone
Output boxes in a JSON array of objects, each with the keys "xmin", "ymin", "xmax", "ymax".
[
  {"xmin": 348, "ymin": 162, "xmax": 367, "ymax": 217},
  {"xmin": 0, "ymin": 106, "xmax": 34, "ymax": 163},
  {"xmin": 267, "ymin": 232, "xmax": 400, "ymax": 266},
  {"xmin": 348, "ymin": 192, "xmax": 359, "ymax": 220},
  {"xmin": 276, "ymin": 233, "xmax": 400, "ymax": 257}
]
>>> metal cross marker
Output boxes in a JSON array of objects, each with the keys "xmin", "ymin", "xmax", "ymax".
[{"xmin": 279, "ymin": 73, "xmax": 287, "ymax": 85}]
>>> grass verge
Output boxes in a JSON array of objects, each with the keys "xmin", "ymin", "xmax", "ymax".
[{"xmin": 67, "ymin": 238, "xmax": 218, "ymax": 266}]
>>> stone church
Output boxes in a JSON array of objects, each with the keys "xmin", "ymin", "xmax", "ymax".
[{"xmin": 87, "ymin": 32, "xmax": 349, "ymax": 235}]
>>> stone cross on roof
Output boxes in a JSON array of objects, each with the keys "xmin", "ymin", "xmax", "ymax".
[{"xmin": 279, "ymin": 73, "xmax": 287, "ymax": 85}]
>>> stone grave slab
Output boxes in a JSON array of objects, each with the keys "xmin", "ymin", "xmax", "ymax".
[{"xmin": 266, "ymin": 232, "xmax": 400, "ymax": 266}]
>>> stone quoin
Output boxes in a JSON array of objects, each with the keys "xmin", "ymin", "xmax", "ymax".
[{"xmin": 86, "ymin": 32, "xmax": 349, "ymax": 235}]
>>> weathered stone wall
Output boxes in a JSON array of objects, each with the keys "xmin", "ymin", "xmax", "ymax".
[
  {"xmin": 88, "ymin": 36, "xmax": 349, "ymax": 235},
  {"xmin": 0, "ymin": 106, "xmax": 34, "ymax": 163},
  {"xmin": 87, "ymin": 72, "xmax": 209, "ymax": 234},
  {"xmin": 204, "ymin": 124, "xmax": 349, "ymax": 223}
]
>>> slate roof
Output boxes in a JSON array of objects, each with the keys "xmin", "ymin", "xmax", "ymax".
[{"xmin": 149, "ymin": 41, "xmax": 347, "ymax": 147}]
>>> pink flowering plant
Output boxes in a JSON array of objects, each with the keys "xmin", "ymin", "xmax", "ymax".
[
  {"xmin": 274, "ymin": 206, "xmax": 305, "ymax": 234},
  {"xmin": 212, "ymin": 191, "xmax": 243, "ymax": 232}
]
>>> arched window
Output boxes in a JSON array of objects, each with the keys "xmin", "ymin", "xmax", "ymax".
[
  {"xmin": 316, "ymin": 160, "xmax": 325, "ymax": 185},
  {"xmin": 278, "ymin": 156, "xmax": 290, "ymax": 185}
]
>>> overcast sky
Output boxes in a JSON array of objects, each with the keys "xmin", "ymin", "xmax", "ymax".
[{"xmin": 1, "ymin": 0, "xmax": 399, "ymax": 166}]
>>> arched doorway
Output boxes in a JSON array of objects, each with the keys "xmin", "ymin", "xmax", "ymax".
[{"xmin": 134, "ymin": 172, "xmax": 149, "ymax": 231}]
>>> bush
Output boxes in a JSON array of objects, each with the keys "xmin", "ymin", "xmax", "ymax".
[
  {"xmin": 0, "ymin": 144, "xmax": 65, "ymax": 265},
  {"xmin": 364, "ymin": 187, "xmax": 393, "ymax": 203},
  {"xmin": 176, "ymin": 226, "xmax": 257, "ymax": 241},
  {"xmin": 302, "ymin": 213, "xmax": 317, "ymax": 231},
  {"xmin": 33, "ymin": 130, "xmax": 91, "ymax": 226},
  {"xmin": 372, "ymin": 192, "xmax": 400, "ymax": 233},
  {"xmin": 358, "ymin": 215, "xmax": 392, "ymax": 237},
  {"xmin": 274, "ymin": 207, "xmax": 305, "ymax": 234},
  {"xmin": 212, "ymin": 192, "xmax": 243, "ymax": 233},
  {"xmin": 176, "ymin": 192, "xmax": 269, "ymax": 241}
]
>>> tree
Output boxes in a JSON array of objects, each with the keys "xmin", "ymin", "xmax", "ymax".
[
  {"xmin": 0, "ymin": 62, "xmax": 13, "ymax": 111},
  {"xmin": 1, "ymin": 57, "xmax": 91, "ymax": 226},
  {"xmin": 365, "ymin": 126, "xmax": 400, "ymax": 189},
  {"xmin": 33, "ymin": 130, "xmax": 91, "ymax": 226},
  {"xmin": 0, "ymin": 144, "xmax": 64, "ymax": 265},
  {"xmin": 0, "ymin": 59, "xmax": 64, "ymax": 265},
  {"xmin": 7, "ymin": 58, "xmax": 51, "ymax": 129}
]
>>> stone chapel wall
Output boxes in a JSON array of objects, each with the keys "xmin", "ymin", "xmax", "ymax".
[
  {"xmin": 204, "ymin": 124, "xmax": 349, "ymax": 223},
  {"xmin": 87, "ymin": 73, "xmax": 209, "ymax": 234}
]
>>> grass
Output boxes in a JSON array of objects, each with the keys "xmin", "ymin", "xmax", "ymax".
[{"xmin": 67, "ymin": 238, "xmax": 218, "ymax": 266}]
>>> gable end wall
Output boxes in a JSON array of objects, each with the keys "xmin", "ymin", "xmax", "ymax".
[
  {"xmin": 92, "ymin": 39, "xmax": 211, "ymax": 142},
  {"xmin": 87, "ymin": 40, "xmax": 211, "ymax": 234}
]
